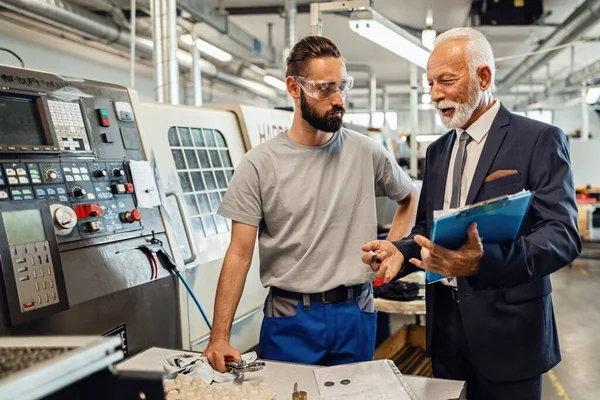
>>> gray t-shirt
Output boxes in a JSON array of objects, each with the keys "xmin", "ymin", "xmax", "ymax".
[{"xmin": 218, "ymin": 129, "xmax": 412, "ymax": 292}]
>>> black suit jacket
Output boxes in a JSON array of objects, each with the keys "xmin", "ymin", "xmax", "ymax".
[{"xmin": 395, "ymin": 104, "xmax": 581, "ymax": 382}]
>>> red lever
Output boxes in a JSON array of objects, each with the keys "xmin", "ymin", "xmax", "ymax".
[{"xmin": 73, "ymin": 203, "xmax": 103, "ymax": 219}]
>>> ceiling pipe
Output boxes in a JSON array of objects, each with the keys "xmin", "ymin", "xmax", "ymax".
[
  {"xmin": 164, "ymin": 0, "xmax": 180, "ymax": 104},
  {"xmin": 150, "ymin": 0, "xmax": 164, "ymax": 102},
  {"xmin": 499, "ymin": 0, "xmax": 600, "ymax": 89},
  {"xmin": 347, "ymin": 64, "xmax": 376, "ymax": 125},
  {"xmin": 191, "ymin": 23, "xmax": 203, "ymax": 106},
  {"xmin": 284, "ymin": 0, "xmax": 297, "ymax": 60},
  {"xmin": 0, "ymin": 0, "xmax": 281, "ymax": 102}
]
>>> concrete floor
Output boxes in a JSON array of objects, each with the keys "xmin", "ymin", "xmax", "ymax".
[{"xmin": 390, "ymin": 257, "xmax": 600, "ymax": 400}]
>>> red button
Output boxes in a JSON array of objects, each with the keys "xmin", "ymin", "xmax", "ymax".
[
  {"xmin": 125, "ymin": 183, "xmax": 134, "ymax": 193},
  {"xmin": 73, "ymin": 203, "xmax": 103, "ymax": 219},
  {"xmin": 101, "ymin": 117, "xmax": 110, "ymax": 127},
  {"xmin": 130, "ymin": 209, "xmax": 142, "ymax": 222},
  {"xmin": 23, "ymin": 301, "xmax": 34, "ymax": 308}
]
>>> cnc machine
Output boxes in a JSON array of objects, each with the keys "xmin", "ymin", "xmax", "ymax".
[{"xmin": 0, "ymin": 65, "xmax": 182, "ymax": 354}]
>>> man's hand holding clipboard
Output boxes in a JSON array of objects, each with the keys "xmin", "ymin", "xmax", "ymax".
[{"xmin": 361, "ymin": 191, "xmax": 534, "ymax": 284}]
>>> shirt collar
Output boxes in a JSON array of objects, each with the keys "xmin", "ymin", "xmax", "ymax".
[{"xmin": 456, "ymin": 100, "xmax": 501, "ymax": 144}]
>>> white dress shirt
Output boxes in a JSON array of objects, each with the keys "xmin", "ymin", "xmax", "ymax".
[{"xmin": 441, "ymin": 100, "xmax": 501, "ymax": 286}]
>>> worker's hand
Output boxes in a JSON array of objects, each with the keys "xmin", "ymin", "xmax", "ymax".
[
  {"xmin": 410, "ymin": 223, "xmax": 483, "ymax": 276},
  {"xmin": 202, "ymin": 338, "xmax": 241, "ymax": 373},
  {"xmin": 361, "ymin": 240, "xmax": 405, "ymax": 283}
]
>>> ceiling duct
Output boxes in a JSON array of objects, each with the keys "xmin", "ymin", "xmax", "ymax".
[
  {"xmin": 177, "ymin": 0, "xmax": 278, "ymax": 65},
  {"xmin": 0, "ymin": 0, "xmax": 282, "ymax": 102},
  {"xmin": 499, "ymin": 0, "xmax": 600, "ymax": 89}
]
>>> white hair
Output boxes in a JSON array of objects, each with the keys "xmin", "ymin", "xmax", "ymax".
[{"xmin": 433, "ymin": 27, "xmax": 496, "ymax": 94}]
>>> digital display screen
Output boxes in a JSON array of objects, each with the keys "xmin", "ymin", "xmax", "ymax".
[
  {"xmin": 2, "ymin": 210, "xmax": 46, "ymax": 246},
  {"xmin": 0, "ymin": 95, "xmax": 47, "ymax": 146}
]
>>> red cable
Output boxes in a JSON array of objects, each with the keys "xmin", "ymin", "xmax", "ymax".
[{"xmin": 151, "ymin": 252, "xmax": 159, "ymax": 280}]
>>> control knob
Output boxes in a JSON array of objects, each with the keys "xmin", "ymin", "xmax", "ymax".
[
  {"xmin": 120, "ymin": 209, "xmax": 142, "ymax": 224},
  {"xmin": 71, "ymin": 187, "xmax": 87, "ymax": 198},
  {"xmin": 49, "ymin": 204, "xmax": 77, "ymax": 236},
  {"xmin": 94, "ymin": 169, "xmax": 108, "ymax": 178},
  {"xmin": 46, "ymin": 169, "xmax": 59, "ymax": 180},
  {"xmin": 112, "ymin": 168, "xmax": 126, "ymax": 178}
]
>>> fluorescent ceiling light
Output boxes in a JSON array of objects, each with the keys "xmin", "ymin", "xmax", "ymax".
[
  {"xmin": 263, "ymin": 75, "xmax": 287, "ymax": 91},
  {"xmin": 421, "ymin": 29, "xmax": 436, "ymax": 51},
  {"xmin": 349, "ymin": 10, "xmax": 431, "ymax": 69},
  {"xmin": 586, "ymin": 87, "xmax": 600, "ymax": 105},
  {"xmin": 180, "ymin": 34, "xmax": 233, "ymax": 63}
]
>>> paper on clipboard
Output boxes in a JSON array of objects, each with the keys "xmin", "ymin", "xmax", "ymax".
[
  {"xmin": 313, "ymin": 360, "xmax": 419, "ymax": 400},
  {"xmin": 426, "ymin": 190, "xmax": 534, "ymax": 284},
  {"xmin": 129, "ymin": 160, "xmax": 161, "ymax": 208}
]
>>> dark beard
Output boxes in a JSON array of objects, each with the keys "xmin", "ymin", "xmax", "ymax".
[{"xmin": 300, "ymin": 92, "xmax": 345, "ymax": 133}]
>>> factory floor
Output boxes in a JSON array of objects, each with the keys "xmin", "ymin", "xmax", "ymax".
[{"xmin": 390, "ymin": 257, "xmax": 600, "ymax": 400}]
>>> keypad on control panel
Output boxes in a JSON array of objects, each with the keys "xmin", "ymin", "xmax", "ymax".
[
  {"xmin": 47, "ymin": 100, "xmax": 91, "ymax": 152},
  {"xmin": 10, "ymin": 241, "xmax": 59, "ymax": 312}
]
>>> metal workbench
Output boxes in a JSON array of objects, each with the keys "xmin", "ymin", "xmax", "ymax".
[{"xmin": 117, "ymin": 347, "xmax": 465, "ymax": 399}]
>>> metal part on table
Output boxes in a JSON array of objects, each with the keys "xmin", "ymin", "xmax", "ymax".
[
  {"xmin": 292, "ymin": 381, "xmax": 308, "ymax": 400},
  {"xmin": 225, "ymin": 357, "xmax": 266, "ymax": 374}
]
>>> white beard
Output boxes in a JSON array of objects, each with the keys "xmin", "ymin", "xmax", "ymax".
[{"xmin": 436, "ymin": 84, "xmax": 483, "ymax": 129}]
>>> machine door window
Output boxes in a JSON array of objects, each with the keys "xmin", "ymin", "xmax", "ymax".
[{"xmin": 169, "ymin": 127, "xmax": 233, "ymax": 237}]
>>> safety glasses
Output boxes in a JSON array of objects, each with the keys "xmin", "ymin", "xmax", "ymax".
[{"xmin": 294, "ymin": 75, "xmax": 354, "ymax": 100}]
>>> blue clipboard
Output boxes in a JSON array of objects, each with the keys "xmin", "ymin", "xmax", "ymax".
[{"xmin": 426, "ymin": 190, "xmax": 534, "ymax": 284}]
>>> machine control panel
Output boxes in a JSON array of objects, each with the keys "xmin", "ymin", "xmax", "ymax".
[
  {"xmin": 0, "ymin": 200, "xmax": 68, "ymax": 325},
  {"xmin": 0, "ymin": 65, "xmax": 167, "ymax": 328},
  {"xmin": 0, "ymin": 160, "xmax": 142, "ymax": 242}
]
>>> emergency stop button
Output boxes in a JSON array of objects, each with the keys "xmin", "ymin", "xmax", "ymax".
[
  {"xmin": 120, "ymin": 209, "xmax": 141, "ymax": 224},
  {"xmin": 73, "ymin": 203, "xmax": 103, "ymax": 219}
]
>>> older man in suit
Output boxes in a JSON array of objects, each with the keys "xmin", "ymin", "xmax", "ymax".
[{"xmin": 361, "ymin": 28, "xmax": 581, "ymax": 400}]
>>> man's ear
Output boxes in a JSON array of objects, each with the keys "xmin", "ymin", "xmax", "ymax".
[
  {"xmin": 286, "ymin": 76, "xmax": 301, "ymax": 101},
  {"xmin": 478, "ymin": 65, "xmax": 493, "ymax": 92}
]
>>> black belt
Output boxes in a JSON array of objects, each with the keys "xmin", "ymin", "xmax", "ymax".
[{"xmin": 271, "ymin": 283, "xmax": 370, "ymax": 304}]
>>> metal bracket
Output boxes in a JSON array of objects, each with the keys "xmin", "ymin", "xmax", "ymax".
[{"xmin": 309, "ymin": 0, "xmax": 373, "ymax": 35}]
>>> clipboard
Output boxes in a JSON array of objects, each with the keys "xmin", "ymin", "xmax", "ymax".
[{"xmin": 426, "ymin": 190, "xmax": 534, "ymax": 284}]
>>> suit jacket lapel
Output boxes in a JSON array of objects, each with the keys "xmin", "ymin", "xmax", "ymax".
[
  {"xmin": 434, "ymin": 131, "xmax": 456, "ymax": 211},
  {"xmin": 465, "ymin": 104, "xmax": 512, "ymax": 205}
]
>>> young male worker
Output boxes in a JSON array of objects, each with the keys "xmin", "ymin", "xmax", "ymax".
[{"xmin": 204, "ymin": 35, "xmax": 418, "ymax": 371}]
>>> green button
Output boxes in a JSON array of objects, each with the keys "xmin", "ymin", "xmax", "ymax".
[{"xmin": 99, "ymin": 108, "xmax": 108, "ymax": 116}]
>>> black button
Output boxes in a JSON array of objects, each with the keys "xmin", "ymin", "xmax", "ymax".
[{"xmin": 102, "ymin": 133, "xmax": 114, "ymax": 143}]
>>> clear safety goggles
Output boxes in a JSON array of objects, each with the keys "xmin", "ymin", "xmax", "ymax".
[{"xmin": 294, "ymin": 75, "xmax": 354, "ymax": 100}]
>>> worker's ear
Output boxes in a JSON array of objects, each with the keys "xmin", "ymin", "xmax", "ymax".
[{"xmin": 286, "ymin": 76, "xmax": 301, "ymax": 101}]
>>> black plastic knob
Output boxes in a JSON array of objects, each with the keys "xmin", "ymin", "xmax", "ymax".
[{"xmin": 72, "ymin": 187, "xmax": 87, "ymax": 197}]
